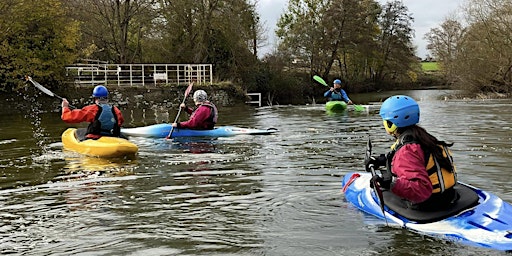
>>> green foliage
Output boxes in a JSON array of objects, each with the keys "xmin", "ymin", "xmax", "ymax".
[
  {"xmin": 425, "ymin": 0, "xmax": 512, "ymax": 94},
  {"xmin": 421, "ymin": 62, "xmax": 439, "ymax": 72},
  {"xmin": 275, "ymin": 0, "xmax": 418, "ymax": 92},
  {"xmin": 0, "ymin": 0, "xmax": 79, "ymax": 91}
]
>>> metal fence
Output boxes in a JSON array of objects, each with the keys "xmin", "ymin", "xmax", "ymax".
[{"xmin": 65, "ymin": 63, "xmax": 213, "ymax": 86}]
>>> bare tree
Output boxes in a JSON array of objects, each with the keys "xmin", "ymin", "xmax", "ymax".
[{"xmin": 66, "ymin": 0, "xmax": 157, "ymax": 63}]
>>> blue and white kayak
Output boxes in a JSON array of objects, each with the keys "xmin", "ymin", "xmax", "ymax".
[
  {"xmin": 121, "ymin": 123, "xmax": 278, "ymax": 138},
  {"xmin": 342, "ymin": 172, "xmax": 512, "ymax": 251}
]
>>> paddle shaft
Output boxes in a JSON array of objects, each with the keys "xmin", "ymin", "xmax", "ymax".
[
  {"xmin": 26, "ymin": 76, "xmax": 75, "ymax": 108},
  {"xmin": 366, "ymin": 138, "xmax": 388, "ymax": 226},
  {"xmin": 167, "ymin": 82, "xmax": 194, "ymax": 139}
]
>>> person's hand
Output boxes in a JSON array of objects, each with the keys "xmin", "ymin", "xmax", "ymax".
[
  {"xmin": 62, "ymin": 98, "xmax": 69, "ymax": 108},
  {"xmin": 171, "ymin": 123, "xmax": 178, "ymax": 127},
  {"xmin": 370, "ymin": 175, "xmax": 392, "ymax": 190},
  {"xmin": 364, "ymin": 154, "xmax": 386, "ymax": 172},
  {"xmin": 347, "ymin": 100, "xmax": 353, "ymax": 105},
  {"xmin": 179, "ymin": 103, "xmax": 186, "ymax": 109},
  {"xmin": 330, "ymin": 87, "xmax": 335, "ymax": 92}
]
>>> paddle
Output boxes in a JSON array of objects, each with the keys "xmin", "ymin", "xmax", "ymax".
[
  {"xmin": 25, "ymin": 76, "xmax": 76, "ymax": 108},
  {"xmin": 312, "ymin": 75, "xmax": 365, "ymax": 111},
  {"xmin": 166, "ymin": 82, "xmax": 194, "ymax": 139},
  {"xmin": 366, "ymin": 137, "xmax": 388, "ymax": 226}
]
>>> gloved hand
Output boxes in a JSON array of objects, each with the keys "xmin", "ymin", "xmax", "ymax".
[
  {"xmin": 364, "ymin": 154, "xmax": 386, "ymax": 172},
  {"xmin": 369, "ymin": 175, "xmax": 392, "ymax": 190},
  {"xmin": 62, "ymin": 98, "xmax": 69, "ymax": 108}
]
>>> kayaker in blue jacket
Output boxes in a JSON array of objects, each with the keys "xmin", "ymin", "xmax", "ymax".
[{"xmin": 323, "ymin": 79, "xmax": 353, "ymax": 104}]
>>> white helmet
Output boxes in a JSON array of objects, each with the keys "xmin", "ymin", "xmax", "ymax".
[{"xmin": 193, "ymin": 90, "xmax": 207, "ymax": 102}]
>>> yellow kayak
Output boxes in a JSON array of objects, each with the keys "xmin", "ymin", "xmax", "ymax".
[{"xmin": 61, "ymin": 128, "xmax": 138, "ymax": 158}]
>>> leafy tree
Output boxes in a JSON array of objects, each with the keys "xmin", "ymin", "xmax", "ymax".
[
  {"xmin": 424, "ymin": 18, "xmax": 466, "ymax": 81},
  {"xmin": 65, "ymin": 0, "xmax": 157, "ymax": 63},
  {"xmin": 0, "ymin": 0, "xmax": 79, "ymax": 91},
  {"xmin": 151, "ymin": 0, "xmax": 262, "ymax": 84},
  {"xmin": 373, "ymin": 0, "xmax": 416, "ymax": 82},
  {"xmin": 427, "ymin": 0, "xmax": 512, "ymax": 93},
  {"xmin": 275, "ymin": 0, "xmax": 416, "ymax": 90}
]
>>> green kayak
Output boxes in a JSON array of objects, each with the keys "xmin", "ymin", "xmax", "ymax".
[{"xmin": 325, "ymin": 101, "xmax": 347, "ymax": 113}]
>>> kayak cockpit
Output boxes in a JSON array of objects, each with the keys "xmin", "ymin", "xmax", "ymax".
[{"xmin": 383, "ymin": 183, "xmax": 479, "ymax": 223}]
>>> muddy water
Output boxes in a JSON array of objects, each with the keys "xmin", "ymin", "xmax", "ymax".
[{"xmin": 0, "ymin": 90, "xmax": 510, "ymax": 255}]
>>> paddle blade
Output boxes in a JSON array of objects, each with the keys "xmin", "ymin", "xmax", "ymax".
[
  {"xmin": 313, "ymin": 75, "xmax": 328, "ymax": 87},
  {"xmin": 353, "ymin": 104, "xmax": 365, "ymax": 112},
  {"xmin": 26, "ymin": 76, "xmax": 55, "ymax": 98},
  {"xmin": 184, "ymin": 82, "xmax": 194, "ymax": 98},
  {"xmin": 365, "ymin": 137, "xmax": 372, "ymax": 161}
]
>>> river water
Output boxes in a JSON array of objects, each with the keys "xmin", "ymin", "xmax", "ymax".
[{"xmin": 0, "ymin": 90, "xmax": 511, "ymax": 255}]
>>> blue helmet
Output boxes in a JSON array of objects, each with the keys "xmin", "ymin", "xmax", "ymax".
[
  {"xmin": 333, "ymin": 79, "xmax": 342, "ymax": 84},
  {"xmin": 379, "ymin": 95, "xmax": 419, "ymax": 133},
  {"xmin": 92, "ymin": 85, "xmax": 108, "ymax": 98}
]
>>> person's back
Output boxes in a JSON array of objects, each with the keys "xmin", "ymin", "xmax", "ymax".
[
  {"xmin": 172, "ymin": 90, "xmax": 218, "ymax": 130},
  {"xmin": 61, "ymin": 85, "xmax": 124, "ymax": 139}
]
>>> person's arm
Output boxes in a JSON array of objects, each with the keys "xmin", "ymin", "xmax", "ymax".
[
  {"xmin": 177, "ymin": 106, "xmax": 210, "ymax": 129},
  {"xmin": 114, "ymin": 106, "xmax": 124, "ymax": 126},
  {"xmin": 340, "ymin": 90, "xmax": 352, "ymax": 104},
  {"xmin": 324, "ymin": 89, "xmax": 332, "ymax": 98},
  {"xmin": 61, "ymin": 104, "xmax": 96, "ymax": 123},
  {"xmin": 389, "ymin": 144, "xmax": 433, "ymax": 203},
  {"xmin": 179, "ymin": 103, "xmax": 194, "ymax": 115}
]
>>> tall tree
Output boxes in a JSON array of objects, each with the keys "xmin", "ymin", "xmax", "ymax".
[
  {"xmin": 374, "ymin": 0, "xmax": 416, "ymax": 82},
  {"xmin": 0, "ymin": 0, "xmax": 79, "ymax": 91},
  {"xmin": 276, "ymin": 0, "xmax": 330, "ymax": 75},
  {"xmin": 155, "ymin": 0, "xmax": 262, "ymax": 82},
  {"xmin": 453, "ymin": 0, "xmax": 512, "ymax": 93},
  {"xmin": 424, "ymin": 18, "xmax": 466, "ymax": 80},
  {"xmin": 66, "ymin": 0, "xmax": 157, "ymax": 64}
]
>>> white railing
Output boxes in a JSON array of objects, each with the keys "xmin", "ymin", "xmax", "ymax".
[
  {"xmin": 65, "ymin": 63, "xmax": 213, "ymax": 86},
  {"xmin": 246, "ymin": 93, "xmax": 262, "ymax": 107}
]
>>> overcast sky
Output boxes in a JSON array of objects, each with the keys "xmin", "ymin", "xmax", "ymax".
[{"xmin": 256, "ymin": 0, "xmax": 465, "ymax": 59}]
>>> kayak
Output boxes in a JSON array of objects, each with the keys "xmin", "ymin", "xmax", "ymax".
[
  {"xmin": 121, "ymin": 124, "xmax": 278, "ymax": 138},
  {"xmin": 62, "ymin": 128, "xmax": 138, "ymax": 158},
  {"xmin": 341, "ymin": 172, "xmax": 512, "ymax": 251},
  {"xmin": 325, "ymin": 101, "xmax": 347, "ymax": 113}
]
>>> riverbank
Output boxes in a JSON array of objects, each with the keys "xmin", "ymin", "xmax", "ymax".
[{"xmin": 14, "ymin": 81, "xmax": 249, "ymax": 112}]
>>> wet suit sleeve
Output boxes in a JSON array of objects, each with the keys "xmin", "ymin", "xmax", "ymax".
[
  {"xmin": 324, "ymin": 90, "xmax": 332, "ymax": 98},
  {"xmin": 114, "ymin": 106, "xmax": 124, "ymax": 126},
  {"xmin": 341, "ymin": 90, "xmax": 351, "ymax": 103},
  {"xmin": 61, "ymin": 105, "xmax": 97, "ymax": 124},
  {"xmin": 390, "ymin": 144, "xmax": 433, "ymax": 203},
  {"xmin": 178, "ymin": 106, "xmax": 210, "ymax": 129}
]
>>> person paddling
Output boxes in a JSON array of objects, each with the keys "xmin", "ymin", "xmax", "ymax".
[
  {"xmin": 61, "ymin": 85, "xmax": 124, "ymax": 140},
  {"xmin": 323, "ymin": 79, "xmax": 353, "ymax": 104},
  {"xmin": 365, "ymin": 95, "xmax": 457, "ymax": 210},
  {"xmin": 172, "ymin": 90, "xmax": 218, "ymax": 130}
]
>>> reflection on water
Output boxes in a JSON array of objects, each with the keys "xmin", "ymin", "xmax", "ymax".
[
  {"xmin": 0, "ymin": 91, "xmax": 511, "ymax": 255},
  {"xmin": 63, "ymin": 154, "xmax": 138, "ymax": 175}
]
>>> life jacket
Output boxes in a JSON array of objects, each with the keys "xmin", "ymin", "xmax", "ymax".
[
  {"xmin": 201, "ymin": 101, "xmax": 218, "ymax": 129},
  {"xmin": 329, "ymin": 89, "xmax": 343, "ymax": 101},
  {"xmin": 386, "ymin": 130, "xmax": 457, "ymax": 194},
  {"xmin": 86, "ymin": 104, "xmax": 120, "ymax": 137}
]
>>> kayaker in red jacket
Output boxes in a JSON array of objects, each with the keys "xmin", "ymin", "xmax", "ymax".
[
  {"xmin": 365, "ymin": 95, "xmax": 457, "ymax": 210},
  {"xmin": 172, "ymin": 90, "xmax": 218, "ymax": 130},
  {"xmin": 61, "ymin": 85, "xmax": 124, "ymax": 139}
]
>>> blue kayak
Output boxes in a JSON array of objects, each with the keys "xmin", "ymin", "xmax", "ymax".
[
  {"xmin": 342, "ymin": 172, "xmax": 512, "ymax": 251},
  {"xmin": 121, "ymin": 123, "xmax": 278, "ymax": 138}
]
